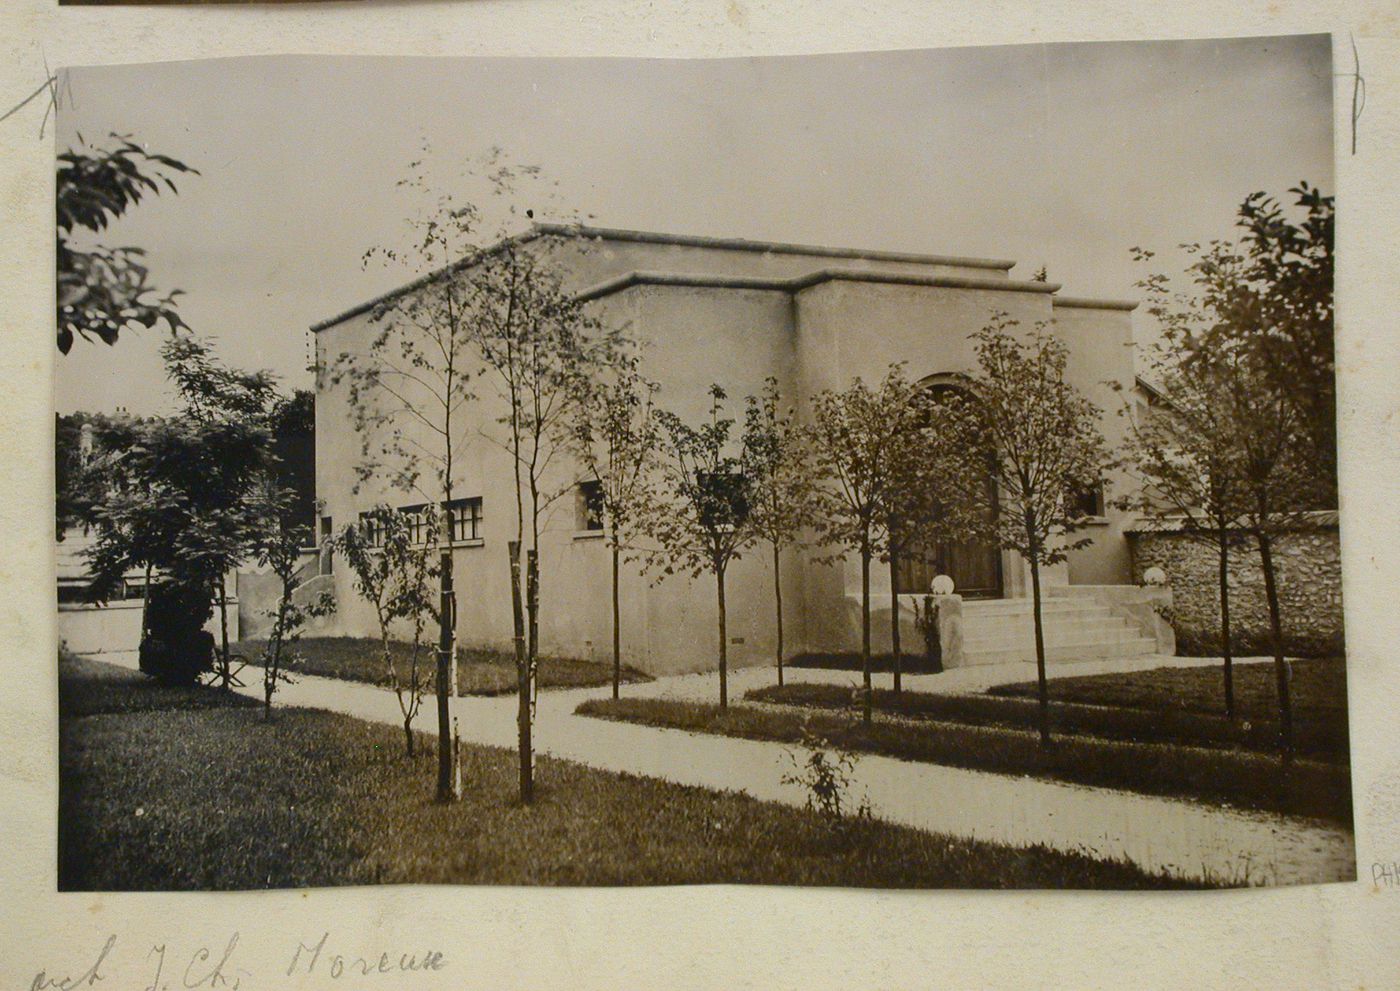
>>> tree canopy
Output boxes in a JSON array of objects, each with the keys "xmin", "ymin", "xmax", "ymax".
[{"xmin": 57, "ymin": 134, "xmax": 197, "ymax": 354}]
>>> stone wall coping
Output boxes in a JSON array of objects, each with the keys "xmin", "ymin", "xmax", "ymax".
[{"xmin": 1124, "ymin": 510, "xmax": 1339, "ymax": 534}]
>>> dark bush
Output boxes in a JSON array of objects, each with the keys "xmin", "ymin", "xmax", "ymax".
[{"xmin": 139, "ymin": 581, "xmax": 214, "ymax": 686}]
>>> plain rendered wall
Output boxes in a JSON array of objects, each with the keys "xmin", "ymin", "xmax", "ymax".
[
  {"xmin": 314, "ymin": 273, "xmax": 808, "ymax": 675},
  {"xmin": 311, "ymin": 234, "xmax": 1141, "ymax": 673},
  {"xmin": 1049, "ymin": 300, "xmax": 1139, "ymax": 587}
]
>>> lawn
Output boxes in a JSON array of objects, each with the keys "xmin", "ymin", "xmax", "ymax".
[
  {"xmin": 58, "ymin": 654, "xmax": 1193, "ymax": 890},
  {"xmin": 988, "ymin": 657, "xmax": 1348, "ymax": 737},
  {"xmin": 576, "ymin": 695, "xmax": 1352, "ymax": 826},
  {"xmin": 748, "ymin": 675, "xmax": 1348, "ymax": 763},
  {"xmin": 234, "ymin": 636, "xmax": 651, "ymax": 696}
]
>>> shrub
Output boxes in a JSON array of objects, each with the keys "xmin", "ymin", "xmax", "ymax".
[{"xmin": 138, "ymin": 581, "xmax": 214, "ymax": 686}]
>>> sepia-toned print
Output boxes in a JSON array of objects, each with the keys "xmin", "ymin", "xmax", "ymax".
[{"xmin": 55, "ymin": 40, "xmax": 1347, "ymax": 891}]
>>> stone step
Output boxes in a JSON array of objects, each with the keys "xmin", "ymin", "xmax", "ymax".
[
  {"xmin": 962, "ymin": 637, "xmax": 1157, "ymax": 667},
  {"xmin": 962, "ymin": 598, "xmax": 1106, "ymax": 614},
  {"xmin": 962, "ymin": 624, "xmax": 1146, "ymax": 653},
  {"xmin": 961, "ymin": 616, "xmax": 1127, "ymax": 637}
]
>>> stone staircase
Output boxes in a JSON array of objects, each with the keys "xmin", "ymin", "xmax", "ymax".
[{"xmin": 959, "ymin": 596, "xmax": 1157, "ymax": 667}]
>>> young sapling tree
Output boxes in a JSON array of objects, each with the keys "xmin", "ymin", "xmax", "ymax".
[
  {"xmin": 741, "ymin": 378, "xmax": 816, "ymax": 688},
  {"xmin": 966, "ymin": 316, "xmax": 1113, "ymax": 746},
  {"xmin": 645, "ymin": 386, "xmax": 754, "ymax": 709},
  {"xmin": 334, "ymin": 504, "xmax": 440, "ymax": 755}
]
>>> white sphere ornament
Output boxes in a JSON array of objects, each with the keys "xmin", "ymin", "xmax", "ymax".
[
  {"xmin": 1142, "ymin": 566, "xmax": 1167, "ymax": 587},
  {"xmin": 930, "ymin": 574, "xmax": 956, "ymax": 596}
]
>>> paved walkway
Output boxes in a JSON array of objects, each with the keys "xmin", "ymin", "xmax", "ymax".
[{"xmin": 89, "ymin": 650, "xmax": 1353, "ymax": 887}]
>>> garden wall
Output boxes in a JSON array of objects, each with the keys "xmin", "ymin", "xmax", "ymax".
[{"xmin": 1126, "ymin": 520, "xmax": 1343, "ymax": 657}]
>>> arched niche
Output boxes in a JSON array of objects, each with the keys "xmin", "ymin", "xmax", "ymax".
[{"xmin": 892, "ymin": 373, "xmax": 1005, "ymax": 598}]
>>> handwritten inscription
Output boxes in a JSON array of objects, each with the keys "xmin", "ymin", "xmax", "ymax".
[
  {"xmin": 286, "ymin": 932, "xmax": 446, "ymax": 979},
  {"xmin": 29, "ymin": 932, "xmax": 446, "ymax": 991},
  {"xmin": 29, "ymin": 935, "xmax": 115, "ymax": 991},
  {"xmin": 1371, "ymin": 861, "xmax": 1400, "ymax": 888}
]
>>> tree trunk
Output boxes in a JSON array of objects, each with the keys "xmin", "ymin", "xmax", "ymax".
[
  {"xmin": 435, "ymin": 535, "xmax": 460, "ymax": 802},
  {"xmin": 216, "ymin": 578, "xmax": 232, "ymax": 692},
  {"xmin": 1029, "ymin": 552, "xmax": 1050, "ymax": 747},
  {"xmin": 772, "ymin": 543, "xmax": 786, "ymax": 687},
  {"xmin": 860, "ymin": 540, "xmax": 872, "ymax": 725},
  {"xmin": 140, "ymin": 562, "xmax": 152, "ymax": 638},
  {"xmin": 1217, "ymin": 532, "xmax": 1235, "ymax": 721},
  {"xmin": 510, "ymin": 541, "xmax": 532, "ymax": 803},
  {"xmin": 716, "ymin": 565, "xmax": 728, "ymax": 709},
  {"xmin": 1256, "ymin": 529, "xmax": 1294, "ymax": 761},
  {"xmin": 889, "ymin": 550, "xmax": 902, "ymax": 695},
  {"xmin": 611, "ymin": 543, "xmax": 622, "ymax": 700},
  {"xmin": 405, "ymin": 718, "xmax": 415, "ymax": 758}
]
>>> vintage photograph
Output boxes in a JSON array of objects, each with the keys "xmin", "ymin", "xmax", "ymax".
[{"xmin": 54, "ymin": 39, "xmax": 1346, "ymax": 891}]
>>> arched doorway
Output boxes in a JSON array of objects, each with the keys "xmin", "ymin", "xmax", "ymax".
[{"xmin": 892, "ymin": 377, "xmax": 1003, "ymax": 599}]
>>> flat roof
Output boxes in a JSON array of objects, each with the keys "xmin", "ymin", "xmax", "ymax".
[{"xmin": 310, "ymin": 223, "xmax": 1020, "ymax": 333}]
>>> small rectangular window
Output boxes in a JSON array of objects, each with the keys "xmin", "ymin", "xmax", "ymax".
[
  {"xmin": 1070, "ymin": 485, "xmax": 1106, "ymax": 518},
  {"xmin": 399, "ymin": 504, "xmax": 431, "ymax": 545},
  {"xmin": 576, "ymin": 480, "xmax": 605, "ymax": 532},
  {"xmin": 444, "ymin": 497, "xmax": 482, "ymax": 543},
  {"xmin": 357, "ymin": 511, "xmax": 386, "ymax": 547}
]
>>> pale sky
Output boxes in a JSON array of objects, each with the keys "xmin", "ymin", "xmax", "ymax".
[{"xmin": 55, "ymin": 37, "xmax": 1334, "ymax": 415}]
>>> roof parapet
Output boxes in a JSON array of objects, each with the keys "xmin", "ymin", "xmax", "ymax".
[
  {"xmin": 576, "ymin": 268, "xmax": 1062, "ymax": 303},
  {"xmin": 1051, "ymin": 295, "xmax": 1139, "ymax": 312},
  {"xmin": 310, "ymin": 223, "xmax": 1022, "ymax": 333}
]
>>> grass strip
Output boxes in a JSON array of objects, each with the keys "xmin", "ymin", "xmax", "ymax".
[
  {"xmin": 576, "ymin": 695, "xmax": 1352, "ymax": 827},
  {"xmin": 234, "ymin": 636, "xmax": 651, "ymax": 696},
  {"xmin": 746, "ymin": 681, "xmax": 1346, "ymax": 763}
]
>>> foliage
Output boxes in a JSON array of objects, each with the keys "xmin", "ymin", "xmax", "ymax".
[
  {"xmin": 137, "ymin": 581, "xmax": 214, "ymax": 687},
  {"xmin": 81, "ymin": 411, "xmax": 271, "ymax": 602},
  {"xmin": 967, "ymin": 316, "xmax": 1111, "ymax": 567},
  {"xmin": 643, "ymin": 386, "xmax": 754, "ymax": 707},
  {"xmin": 56, "ymin": 134, "xmax": 198, "ymax": 354},
  {"xmin": 805, "ymin": 365, "xmax": 984, "ymax": 720},
  {"xmin": 1129, "ymin": 184, "xmax": 1336, "ymax": 757},
  {"xmin": 571, "ymin": 350, "xmax": 661, "ymax": 696},
  {"xmin": 1114, "ymin": 339, "xmax": 1249, "ymax": 717},
  {"xmin": 781, "ymin": 726, "xmax": 872, "ymax": 824},
  {"xmin": 1137, "ymin": 184, "xmax": 1335, "ymax": 497},
  {"xmin": 251, "ymin": 482, "xmax": 333, "ymax": 719},
  {"xmin": 741, "ymin": 378, "xmax": 818, "ymax": 685},
  {"xmin": 965, "ymin": 317, "xmax": 1113, "ymax": 744},
  {"xmin": 333, "ymin": 506, "xmax": 440, "ymax": 754},
  {"xmin": 742, "ymin": 378, "xmax": 817, "ymax": 555}
]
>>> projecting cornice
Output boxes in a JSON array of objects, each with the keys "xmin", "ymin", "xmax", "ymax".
[
  {"xmin": 576, "ymin": 268, "xmax": 1064, "ymax": 302},
  {"xmin": 309, "ymin": 223, "xmax": 1020, "ymax": 333},
  {"xmin": 1051, "ymin": 295, "xmax": 1139, "ymax": 312},
  {"xmin": 532, "ymin": 223, "xmax": 1018, "ymax": 272}
]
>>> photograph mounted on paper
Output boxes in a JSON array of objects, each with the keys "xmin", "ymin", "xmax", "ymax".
[{"xmin": 53, "ymin": 39, "xmax": 1349, "ymax": 891}]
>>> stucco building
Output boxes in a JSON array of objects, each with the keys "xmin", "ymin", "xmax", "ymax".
[{"xmin": 310, "ymin": 225, "xmax": 1172, "ymax": 675}]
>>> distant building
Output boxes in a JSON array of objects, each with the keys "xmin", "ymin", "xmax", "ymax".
[{"xmin": 310, "ymin": 225, "xmax": 1171, "ymax": 674}]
